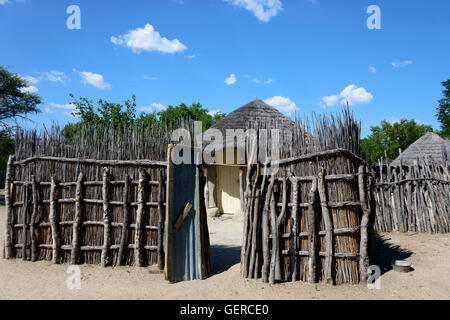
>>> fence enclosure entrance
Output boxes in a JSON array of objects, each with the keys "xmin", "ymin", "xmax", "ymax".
[{"xmin": 164, "ymin": 145, "xmax": 212, "ymax": 282}]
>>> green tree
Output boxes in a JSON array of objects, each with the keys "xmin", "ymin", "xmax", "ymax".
[
  {"xmin": 361, "ymin": 119, "xmax": 433, "ymax": 163},
  {"xmin": 435, "ymin": 79, "xmax": 450, "ymax": 138},
  {"xmin": 0, "ymin": 66, "xmax": 42, "ymax": 169},
  {"xmin": 0, "ymin": 66, "xmax": 41, "ymax": 128},
  {"xmin": 63, "ymin": 96, "xmax": 226, "ymax": 142},
  {"xmin": 158, "ymin": 102, "xmax": 225, "ymax": 131}
]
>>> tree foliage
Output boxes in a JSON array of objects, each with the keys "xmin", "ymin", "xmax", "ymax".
[
  {"xmin": 0, "ymin": 66, "xmax": 42, "ymax": 169},
  {"xmin": 435, "ymin": 79, "xmax": 450, "ymax": 138},
  {"xmin": 63, "ymin": 95, "xmax": 226, "ymax": 143},
  {"xmin": 0, "ymin": 66, "xmax": 41, "ymax": 128},
  {"xmin": 360, "ymin": 119, "xmax": 433, "ymax": 163}
]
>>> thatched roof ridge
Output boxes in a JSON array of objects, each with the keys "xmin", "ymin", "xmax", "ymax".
[
  {"xmin": 391, "ymin": 132, "xmax": 450, "ymax": 166},
  {"xmin": 202, "ymin": 99, "xmax": 299, "ymax": 151}
]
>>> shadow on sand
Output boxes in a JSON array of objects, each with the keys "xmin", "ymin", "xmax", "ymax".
[
  {"xmin": 210, "ymin": 245, "xmax": 241, "ymax": 275},
  {"xmin": 372, "ymin": 233, "xmax": 413, "ymax": 274}
]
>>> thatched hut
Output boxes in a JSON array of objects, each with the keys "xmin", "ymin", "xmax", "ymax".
[
  {"xmin": 391, "ymin": 132, "xmax": 450, "ymax": 167},
  {"xmin": 201, "ymin": 99, "xmax": 297, "ymax": 217}
]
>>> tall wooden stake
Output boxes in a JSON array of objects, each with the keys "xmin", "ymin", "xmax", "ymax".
[
  {"xmin": 49, "ymin": 176, "xmax": 60, "ymax": 264},
  {"xmin": 4, "ymin": 155, "xmax": 14, "ymax": 259},
  {"xmin": 101, "ymin": 168, "xmax": 111, "ymax": 267},
  {"xmin": 134, "ymin": 168, "xmax": 146, "ymax": 267},
  {"xmin": 358, "ymin": 166, "xmax": 370, "ymax": 282},
  {"xmin": 307, "ymin": 177, "xmax": 318, "ymax": 283},
  {"xmin": 71, "ymin": 172, "xmax": 84, "ymax": 265},
  {"xmin": 318, "ymin": 168, "xmax": 334, "ymax": 284}
]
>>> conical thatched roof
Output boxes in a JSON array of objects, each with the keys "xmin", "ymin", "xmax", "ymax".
[
  {"xmin": 202, "ymin": 99, "xmax": 298, "ymax": 151},
  {"xmin": 391, "ymin": 132, "xmax": 450, "ymax": 166}
]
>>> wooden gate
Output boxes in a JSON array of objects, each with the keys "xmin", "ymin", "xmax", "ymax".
[{"xmin": 164, "ymin": 145, "xmax": 212, "ymax": 282}]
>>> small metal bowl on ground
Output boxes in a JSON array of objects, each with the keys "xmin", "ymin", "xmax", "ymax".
[{"xmin": 392, "ymin": 260, "xmax": 412, "ymax": 273}]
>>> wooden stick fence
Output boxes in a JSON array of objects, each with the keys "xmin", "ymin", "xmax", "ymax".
[
  {"xmin": 241, "ymin": 148, "xmax": 373, "ymax": 285},
  {"xmin": 373, "ymin": 157, "xmax": 450, "ymax": 233},
  {"xmin": 4, "ymin": 155, "xmax": 167, "ymax": 267}
]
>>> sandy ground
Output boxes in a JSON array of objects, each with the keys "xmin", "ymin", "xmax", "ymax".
[{"xmin": 0, "ymin": 206, "xmax": 449, "ymax": 300}]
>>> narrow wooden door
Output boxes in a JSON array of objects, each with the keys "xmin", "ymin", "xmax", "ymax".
[{"xmin": 164, "ymin": 145, "xmax": 212, "ymax": 282}]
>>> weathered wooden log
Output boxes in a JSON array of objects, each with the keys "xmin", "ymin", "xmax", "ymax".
[
  {"xmin": 4, "ymin": 155, "xmax": 14, "ymax": 259},
  {"xmin": 164, "ymin": 145, "xmax": 174, "ymax": 280},
  {"xmin": 21, "ymin": 182, "xmax": 29, "ymax": 261},
  {"xmin": 248, "ymin": 189, "xmax": 261, "ymax": 278},
  {"xmin": 157, "ymin": 170, "xmax": 164, "ymax": 270},
  {"xmin": 261, "ymin": 176, "xmax": 274, "ymax": 283},
  {"xmin": 49, "ymin": 177, "xmax": 60, "ymax": 264},
  {"xmin": 101, "ymin": 168, "xmax": 111, "ymax": 267},
  {"xmin": 269, "ymin": 186, "xmax": 278, "ymax": 285},
  {"xmin": 117, "ymin": 174, "xmax": 130, "ymax": 266},
  {"xmin": 134, "ymin": 169, "xmax": 146, "ymax": 267},
  {"xmin": 289, "ymin": 177, "xmax": 299, "ymax": 282},
  {"xmin": 71, "ymin": 173, "xmax": 84, "ymax": 265},
  {"xmin": 318, "ymin": 168, "xmax": 333, "ymax": 284},
  {"xmin": 358, "ymin": 166, "xmax": 370, "ymax": 282},
  {"xmin": 13, "ymin": 156, "xmax": 167, "ymax": 168},
  {"xmin": 307, "ymin": 177, "xmax": 318, "ymax": 283},
  {"xmin": 30, "ymin": 176, "xmax": 38, "ymax": 262}
]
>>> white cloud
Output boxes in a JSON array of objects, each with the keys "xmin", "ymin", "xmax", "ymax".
[
  {"xmin": 0, "ymin": 0, "xmax": 9, "ymax": 5},
  {"xmin": 225, "ymin": 0, "xmax": 283, "ymax": 22},
  {"xmin": 111, "ymin": 24, "xmax": 187, "ymax": 53},
  {"xmin": 208, "ymin": 110, "xmax": 222, "ymax": 117},
  {"xmin": 264, "ymin": 78, "xmax": 274, "ymax": 84},
  {"xmin": 44, "ymin": 106, "xmax": 53, "ymax": 114},
  {"xmin": 22, "ymin": 75, "xmax": 38, "ymax": 84},
  {"xmin": 20, "ymin": 86, "xmax": 38, "ymax": 94},
  {"xmin": 143, "ymin": 75, "xmax": 158, "ymax": 80},
  {"xmin": 252, "ymin": 78, "xmax": 261, "ymax": 83},
  {"xmin": 264, "ymin": 96, "xmax": 297, "ymax": 115},
  {"xmin": 225, "ymin": 73, "xmax": 237, "ymax": 85},
  {"xmin": 184, "ymin": 54, "xmax": 197, "ymax": 59},
  {"xmin": 50, "ymin": 102, "xmax": 76, "ymax": 110},
  {"xmin": 392, "ymin": 60, "xmax": 413, "ymax": 68},
  {"xmin": 73, "ymin": 69, "xmax": 111, "ymax": 90},
  {"xmin": 369, "ymin": 66, "xmax": 377, "ymax": 73},
  {"xmin": 40, "ymin": 70, "xmax": 68, "ymax": 83},
  {"xmin": 321, "ymin": 84, "xmax": 373, "ymax": 107},
  {"xmin": 140, "ymin": 103, "xmax": 166, "ymax": 113}
]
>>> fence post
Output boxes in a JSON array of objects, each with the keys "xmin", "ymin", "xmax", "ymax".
[
  {"xmin": 50, "ymin": 176, "xmax": 60, "ymax": 264},
  {"xmin": 358, "ymin": 166, "xmax": 370, "ymax": 282},
  {"xmin": 21, "ymin": 182, "xmax": 30, "ymax": 261},
  {"xmin": 71, "ymin": 172, "xmax": 84, "ymax": 265},
  {"xmin": 318, "ymin": 168, "xmax": 334, "ymax": 284},
  {"xmin": 289, "ymin": 177, "xmax": 299, "ymax": 282},
  {"xmin": 101, "ymin": 168, "xmax": 111, "ymax": 267},
  {"xmin": 30, "ymin": 175, "xmax": 39, "ymax": 262},
  {"xmin": 307, "ymin": 177, "xmax": 318, "ymax": 283},
  {"xmin": 157, "ymin": 170, "xmax": 164, "ymax": 270},
  {"xmin": 4, "ymin": 155, "xmax": 14, "ymax": 259},
  {"xmin": 117, "ymin": 174, "xmax": 130, "ymax": 266},
  {"xmin": 164, "ymin": 144, "xmax": 175, "ymax": 280},
  {"xmin": 134, "ymin": 168, "xmax": 146, "ymax": 267}
]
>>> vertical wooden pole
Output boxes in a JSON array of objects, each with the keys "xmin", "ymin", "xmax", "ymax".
[
  {"xmin": 30, "ymin": 175, "xmax": 39, "ymax": 262},
  {"xmin": 318, "ymin": 168, "xmax": 334, "ymax": 284},
  {"xmin": 118, "ymin": 174, "xmax": 130, "ymax": 266},
  {"xmin": 101, "ymin": 168, "xmax": 111, "ymax": 267},
  {"xmin": 49, "ymin": 176, "xmax": 60, "ymax": 264},
  {"xmin": 134, "ymin": 168, "xmax": 145, "ymax": 267},
  {"xmin": 307, "ymin": 177, "xmax": 318, "ymax": 283},
  {"xmin": 358, "ymin": 166, "xmax": 370, "ymax": 282},
  {"xmin": 261, "ymin": 177, "xmax": 274, "ymax": 283},
  {"xmin": 21, "ymin": 182, "xmax": 29, "ymax": 261},
  {"xmin": 289, "ymin": 177, "xmax": 299, "ymax": 282},
  {"xmin": 239, "ymin": 168, "xmax": 245, "ymax": 212},
  {"xmin": 4, "ymin": 155, "xmax": 14, "ymax": 259},
  {"xmin": 248, "ymin": 189, "xmax": 260, "ymax": 278},
  {"xmin": 196, "ymin": 163, "xmax": 205, "ymax": 279},
  {"xmin": 157, "ymin": 170, "xmax": 164, "ymax": 270},
  {"xmin": 71, "ymin": 172, "xmax": 84, "ymax": 265},
  {"xmin": 164, "ymin": 144, "xmax": 175, "ymax": 280}
]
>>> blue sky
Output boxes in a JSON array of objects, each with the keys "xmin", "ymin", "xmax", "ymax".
[{"xmin": 1, "ymin": 0, "xmax": 449, "ymax": 137}]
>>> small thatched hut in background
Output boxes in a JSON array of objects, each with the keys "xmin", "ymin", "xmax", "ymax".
[
  {"xmin": 391, "ymin": 132, "xmax": 450, "ymax": 167},
  {"xmin": 201, "ymin": 99, "xmax": 298, "ymax": 217}
]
